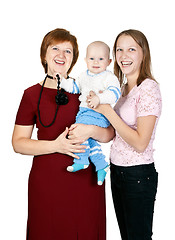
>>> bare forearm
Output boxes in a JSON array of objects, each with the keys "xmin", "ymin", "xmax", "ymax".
[
  {"xmin": 12, "ymin": 138, "xmax": 56, "ymax": 156},
  {"xmin": 90, "ymin": 125, "xmax": 115, "ymax": 143},
  {"xmin": 104, "ymin": 109, "xmax": 139, "ymax": 147},
  {"xmin": 12, "ymin": 125, "xmax": 86, "ymax": 158},
  {"xmin": 99, "ymin": 105, "xmax": 156, "ymax": 152}
]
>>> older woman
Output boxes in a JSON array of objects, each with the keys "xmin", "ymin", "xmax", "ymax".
[{"xmin": 12, "ymin": 28, "xmax": 114, "ymax": 240}]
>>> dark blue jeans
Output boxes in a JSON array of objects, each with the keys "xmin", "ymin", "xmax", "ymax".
[{"xmin": 110, "ymin": 163, "xmax": 158, "ymax": 240}]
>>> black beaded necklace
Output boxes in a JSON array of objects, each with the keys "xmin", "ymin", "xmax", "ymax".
[{"xmin": 37, "ymin": 74, "xmax": 69, "ymax": 128}]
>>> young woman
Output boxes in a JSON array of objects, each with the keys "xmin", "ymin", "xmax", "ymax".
[
  {"xmin": 12, "ymin": 28, "xmax": 114, "ymax": 240},
  {"xmin": 88, "ymin": 29, "xmax": 162, "ymax": 240}
]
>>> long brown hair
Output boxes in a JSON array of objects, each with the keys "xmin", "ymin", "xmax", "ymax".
[
  {"xmin": 113, "ymin": 29, "xmax": 155, "ymax": 87},
  {"xmin": 40, "ymin": 28, "xmax": 79, "ymax": 74}
]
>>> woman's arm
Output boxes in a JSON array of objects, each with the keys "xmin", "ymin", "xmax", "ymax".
[
  {"xmin": 12, "ymin": 125, "xmax": 86, "ymax": 158},
  {"xmin": 68, "ymin": 124, "xmax": 115, "ymax": 143},
  {"xmin": 93, "ymin": 104, "xmax": 156, "ymax": 152}
]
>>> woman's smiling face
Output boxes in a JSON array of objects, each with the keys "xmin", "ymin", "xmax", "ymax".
[
  {"xmin": 45, "ymin": 41, "xmax": 73, "ymax": 78},
  {"xmin": 115, "ymin": 34, "xmax": 143, "ymax": 80}
]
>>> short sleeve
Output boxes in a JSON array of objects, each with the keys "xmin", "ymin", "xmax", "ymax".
[
  {"xmin": 15, "ymin": 90, "xmax": 36, "ymax": 125},
  {"xmin": 137, "ymin": 79, "xmax": 162, "ymax": 118}
]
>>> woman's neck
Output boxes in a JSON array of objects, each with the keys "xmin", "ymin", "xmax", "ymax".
[
  {"xmin": 45, "ymin": 77, "xmax": 58, "ymax": 88},
  {"xmin": 126, "ymin": 72, "xmax": 139, "ymax": 89},
  {"xmin": 123, "ymin": 76, "xmax": 137, "ymax": 96},
  {"xmin": 127, "ymin": 81, "xmax": 136, "ymax": 93},
  {"xmin": 39, "ymin": 75, "xmax": 57, "ymax": 89}
]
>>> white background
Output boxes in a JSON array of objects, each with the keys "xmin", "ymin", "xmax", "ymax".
[{"xmin": 0, "ymin": 0, "xmax": 174, "ymax": 239}]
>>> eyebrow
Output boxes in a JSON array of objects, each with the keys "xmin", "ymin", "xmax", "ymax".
[
  {"xmin": 51, "ymin": 44, "xmax": 72, "ymax": 48},
  {"xmin": 116, "ymin": 45, "xmax": 137, "ymax": 49}
]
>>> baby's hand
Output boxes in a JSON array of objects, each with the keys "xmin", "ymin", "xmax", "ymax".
[{"xmin": 88, "ymin": 95, "xmax": 100, "ymax": 108}]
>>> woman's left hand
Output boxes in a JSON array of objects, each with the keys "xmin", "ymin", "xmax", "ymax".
[
  {"xmin": 93, "ymin": 104, "xmax": 112, "ymax": 115},
  {"xmin": 68, "ymin": 123, "xmax": 92, "ymax": 140}
]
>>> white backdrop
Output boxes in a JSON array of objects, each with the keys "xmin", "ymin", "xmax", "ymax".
[{"xmin": 0, "ymin": 0, "xmax": 174, "ymax": 239}]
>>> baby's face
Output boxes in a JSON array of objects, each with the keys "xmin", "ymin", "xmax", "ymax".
[{"xmin": 85, "ymin": 44, "xmax": 111, "ymax": 74}]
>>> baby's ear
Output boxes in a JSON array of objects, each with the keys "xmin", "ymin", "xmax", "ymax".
[
  {"xmin": 84, "ymin": 57, "xmax": 87, "ymax": 64},
  {"xmin": 108, "ymin": 59, "xmax": 112, "ymax": 65}
]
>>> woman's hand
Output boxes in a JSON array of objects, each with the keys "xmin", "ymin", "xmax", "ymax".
[
  {"xmin": 68, "ymin": 124, "xmax": 92, "ymax": 141},
  {"xmin": 12, "ymin": 125, "xmax": 86, "ymax": 158},
  {"xmin": 92, "ymin": 103, "xmax": 112, "ymax": 115},
  {"xmin": 68, "ymin": 123, "xmax": 115, "ymax": 143},
  {"xmin": 53, "ymin": 127, "xmax": 86, "ymax": 159}
]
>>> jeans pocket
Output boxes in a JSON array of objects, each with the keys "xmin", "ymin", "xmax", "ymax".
[
  {"xmin": 124, "ymin": 178, "xmax": 144, "ymax": 199},
  {"xmin": 124, "ymin": 171, "xmax": 158, "ymax": 199}
]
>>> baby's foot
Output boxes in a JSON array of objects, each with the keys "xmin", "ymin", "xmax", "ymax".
[
  {"xmin": 97, "ymin": 165, "xmax": 110, "ymax": 185},
  {"xmin": 67, "ymin": 163, "xmax": 89, "ymax": 172}
]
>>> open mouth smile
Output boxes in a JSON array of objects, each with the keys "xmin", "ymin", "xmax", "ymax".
[
  {"xmin": 121, "ymin": 61, "xmax": 132, "ymax": 66},
  {"xmin": 54, "ymin": 60, "xmax": 65, "ymax": 65}
]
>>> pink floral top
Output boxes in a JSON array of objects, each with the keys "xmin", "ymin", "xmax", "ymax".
[{"xmin": 110, "ymin": 79, "xmax": 162, "ymax": 166}]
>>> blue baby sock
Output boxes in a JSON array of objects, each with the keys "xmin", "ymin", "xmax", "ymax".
[
  {"xmin": 67, "ymin": 163, "xmax": 89, "ymax": 172},
  {"xmin": 97, "ymin": 165, "xmax": 110, "ymax": 185}
]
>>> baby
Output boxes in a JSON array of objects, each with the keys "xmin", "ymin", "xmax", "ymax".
[{"xmin": 60, "ymin": 41, "xmax": 121, "ymax": 185}]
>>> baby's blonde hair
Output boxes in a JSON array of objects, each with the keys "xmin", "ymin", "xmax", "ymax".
[{"xmin": 86, "ymin": 41, "xmax": 110, "ymax": 58}]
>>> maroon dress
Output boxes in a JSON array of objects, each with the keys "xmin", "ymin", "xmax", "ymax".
[{"xmin": 15, "ymin": 84, "xmax": 106, "ymax": 240}]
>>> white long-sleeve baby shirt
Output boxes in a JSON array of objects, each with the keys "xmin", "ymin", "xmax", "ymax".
[{"xmin": 60, "ymin": 70, "xmax": 121, "ymax": 108}]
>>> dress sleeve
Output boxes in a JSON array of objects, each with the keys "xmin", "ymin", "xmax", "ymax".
[
  {"xmin": 137, "ymin": 79, "xmax": 162, "ymax": 118},
  {"xmin": 15, "ymin": 89, "xmax": 36, "ymax": 125}
]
